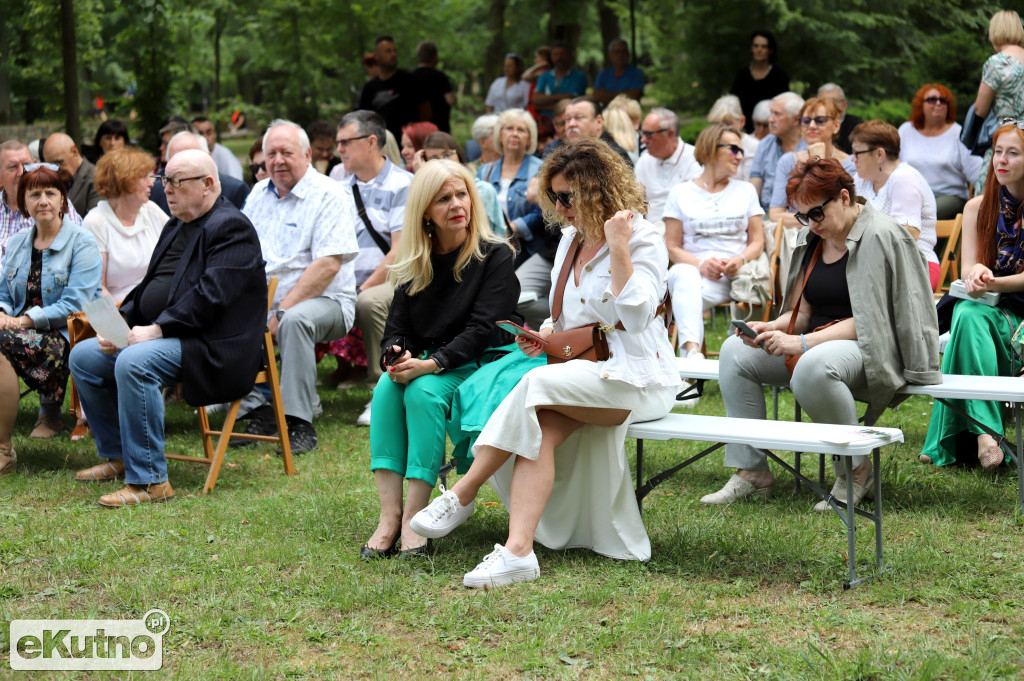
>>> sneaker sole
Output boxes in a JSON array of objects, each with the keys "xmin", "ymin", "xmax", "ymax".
[{"xmin": 463, "ymin": 567, "xmax": 540, "ymax": 588}]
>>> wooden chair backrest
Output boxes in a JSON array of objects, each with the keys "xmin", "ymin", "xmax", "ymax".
[{"xmin": 934, "ymin": 213, "xmax": 964, "ymax": 294}]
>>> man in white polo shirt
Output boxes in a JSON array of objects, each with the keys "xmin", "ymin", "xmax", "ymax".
[
  {"xmin": 335, "ymin": 110, "xmax": 412, "ymax": 426},
  {"xmin": 634, "ymin": 108, "xmax": 702, "ymax": 228},
  {"xmin": 241, "ymin": 119, "xmax": 359, "ymax": 454}
]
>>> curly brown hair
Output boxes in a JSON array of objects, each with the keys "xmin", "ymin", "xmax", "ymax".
[{"xmin": 536, "ymin": 139, "xmax": 647, "ymax": 242}]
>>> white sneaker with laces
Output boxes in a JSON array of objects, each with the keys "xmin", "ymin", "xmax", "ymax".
[
  {"xmin": 356, "ymin": 401, "xmax": 372, "ymax": 427},
  {"xmin": 410, "ymin": 485, "xmax": 475, "ymax": 538},
  {"xmin": 463, "ymin": 544, "xmax": 540, "ymax": 588}
]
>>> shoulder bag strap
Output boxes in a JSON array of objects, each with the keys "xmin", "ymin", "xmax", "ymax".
[
  {"xmin": 786, "ymin": 240, "xmax": 823, "ymax": 335},
  {"xmin": 352, "ymin": 184, "xmax": 391, "ymax": 256},
  {"xmin": 550, "ymin": 235, "xmax": 581, "ymax": 325}
]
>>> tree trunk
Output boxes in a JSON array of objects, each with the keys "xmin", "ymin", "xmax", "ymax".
[
  {"xmin": 482, "ymin": 0, "xmax": 508, "ymax": 93},
  {"xmin": 60, "ymin": 0, "xmax": 81, "ymax": 142},
  {"xmin": 598, "ymin": 0, "xmax": 620, "ymax": 66},
  {"xmin": 213, "ymin": 11, "xmax": 223, "ymax": 121}
]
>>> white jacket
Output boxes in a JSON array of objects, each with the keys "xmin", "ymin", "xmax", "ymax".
[{"xmin": 542, "ymin": 218, "xmax": 682, "ymax": 389}]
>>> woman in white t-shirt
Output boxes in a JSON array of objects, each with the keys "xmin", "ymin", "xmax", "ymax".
[
  {"xmin": 664, "ymin": 123, "xmax": 765, "ymax": 358},
  {"xmin": 82, "ymin": 148, "xmax": 168, "ymax": 303},
  {"xmin": 484, "ymin": 54, "xmax": 532, "ymax": 115}
]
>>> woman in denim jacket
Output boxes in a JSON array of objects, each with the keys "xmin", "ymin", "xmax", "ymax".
[
  {"xmin": 0, "ymin": 167, "xmax": 101, "ymax": 476},
  {"xmin": 477, "ymin": 108, "xmax": 545, "ymax": 255}
]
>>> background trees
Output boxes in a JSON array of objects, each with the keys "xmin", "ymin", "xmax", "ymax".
[{"xmin": 0, "ymin": 0, "xmax": 1005, "ymax": 151}]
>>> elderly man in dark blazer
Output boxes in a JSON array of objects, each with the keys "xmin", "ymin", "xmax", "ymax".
[{"xmin": 69, "ymin": 150, "xmax": 267, "ymax": 507}]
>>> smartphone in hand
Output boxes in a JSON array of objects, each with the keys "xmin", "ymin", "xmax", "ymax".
[
  {"xmin": 731, "ymin": 319, "xmax": 764, "ymax": 349},
  {"xmin": 496, "ymin": 320, "xmax": 547, "ymax": 345}
]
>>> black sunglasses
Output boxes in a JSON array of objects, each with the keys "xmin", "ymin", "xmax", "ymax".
[
  {"xmin": 249, "ymin": 162, "xmax": 266, "ymax": 175},
  {"xmin": 545, "ymin": 188, "xmax": 574, "ymax": 209},
  {"xmin": 798, "ymin": 115, "xmax": 832, "ymax": 127},
  {"xmin": 794, "ymin": 197, "xmax": 833, "ymax": 226},
  {"xmin": 717, "ymin": 143, "xmax": 743, "ymax": 156},
  {"xmin": 639, "ymin": 128, "xmax": 669, "ymax": 140},
  {"xmin": 924, "ymin": 96, "xmax": 948, "ymax": 105}
]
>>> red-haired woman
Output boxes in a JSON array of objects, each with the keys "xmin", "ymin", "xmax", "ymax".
[
  {"xmin": 0, "ymin": 167, "xmax": 102, "ymax": 475},
  {"xmin": 921, "ymin": 121, "xmax": 1024, "ymax": 469},
  {"xmin": 704, "ymin": 157, "xmax": 939, "ymax": 509},
  {"xmin": 899, "ymin": 84, "xmax": 983, "ymax": 220},
  {"xmin": 400, "ymin": 121, "xmax": 439, "ymax": 171}
]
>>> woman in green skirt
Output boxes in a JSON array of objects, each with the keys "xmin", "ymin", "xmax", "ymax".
[{"xmin": 921, "ymin": 119, "xmax": 1024, "ymax": 468}]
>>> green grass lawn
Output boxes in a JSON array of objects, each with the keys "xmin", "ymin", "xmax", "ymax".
[{"xmin": 2, "ymin": 318, "xmax": 1024, "ymax": 679}]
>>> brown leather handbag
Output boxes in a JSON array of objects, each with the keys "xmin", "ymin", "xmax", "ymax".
[{"xmin": 544, "ymin": 237, "xmax": 612, "ymax": 364}]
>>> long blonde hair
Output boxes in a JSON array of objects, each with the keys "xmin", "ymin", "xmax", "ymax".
[{"xmin": 388, "ymin": 160, "xmax": 510, "ymax": 295}]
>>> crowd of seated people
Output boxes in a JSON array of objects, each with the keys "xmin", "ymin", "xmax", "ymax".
[{"xmin": 2, "ymin": 12, "xmax": 1023, "ymax": 591}]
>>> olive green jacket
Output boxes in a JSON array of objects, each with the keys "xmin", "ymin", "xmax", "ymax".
[{"xmin": 783, "ymin": 202, "xmax": 942, "ymax": 423}]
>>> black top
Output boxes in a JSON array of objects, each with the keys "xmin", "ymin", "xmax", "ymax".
[
  {"xmin": 357, "ymin": 70, "xmax": 425, "ymax": 140},
  {"xmin": 835, "ymin": 114, "xmax": 864, "ymax": 155},
  {"xmin": 802, "ymin": 244, "xmax": 852, "ymax": 330},
  {"xmin": 411, "ymin": 66, "xmax": 453, "ymax": 133},
  {"xmin": 381, "ymin": 241, "xmax": 520, "ymax": 371},
  {"xmin": 136, "ymin": 221, "xmax": 197, "ymax": 322},
  {"xmin": 730, "ymin": 65, "xmax": 790, "ymax": 134}
]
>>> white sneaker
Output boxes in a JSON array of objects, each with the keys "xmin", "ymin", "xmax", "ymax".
[
  {"xmin": 463, "ymin": 544, "xmax": 540, "ymax": 588},
  {"xmin": 356, "ymin": 401, "xmax": 372, "ymax": 427},
  {"xmin": 410, "ymin": 485, "xmax": 475, "ymax": 538},
  {"xmin": 674, "ymin": 380, "xmax": 699, "ymax": 409},
  {"xmin": 700, "ymin": 474, "xmax": 773, "ymax": 505},
  {"xmin": 685, "ymin": 348, "xmax": 705, "ymax": 360},
  {"xmin": 813, "ymin": 475, "xmax": 873, "ymax": 512}
]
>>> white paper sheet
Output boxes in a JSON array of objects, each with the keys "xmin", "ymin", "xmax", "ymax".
[{"xmin": 81, "ymin": 295, "xmax": 131, "ymax": 348}]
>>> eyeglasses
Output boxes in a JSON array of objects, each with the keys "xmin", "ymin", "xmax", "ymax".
[
  {"xmin": 336, "ymin": 135, "xmax": 370, "ymax": 148},
  {"xmin": 717, "ymin": 143, "xmax": 743, "ymax": 157},
  {"xmin": 640, "ymin": 128, "xmax": 669, "ymax": 140},
  {"xmin": 23, "ymin": 163, "xmax": 59, "ymax": 173},
  {"xmin": 924, "ymin": 96, "xmax": 948, "ymax": 105},
  {"xmin": 545, "ymin": 188, "xmax": 574, "ymax": 209},
  {"xmin": 798, "ymin": 116, "xmax": 832, "ymax": 127},
  {"xmin": 250, "ymin": 162, "xmax": 266, "ymax": 176},
  {"xmin": 159, "ymin": 175, "xmax": 207, "ymax": 188},
  {"xmin": 793, "ymin": 197, "xmax": 833, "ymax": 226},
  {"xmin": 850, "ymin": 147, "xmax": 878, "ymax": 159}
]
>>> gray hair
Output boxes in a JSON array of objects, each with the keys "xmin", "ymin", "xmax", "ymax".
[
  {"xmin": 167, "ymin": 131, "xmax": 209, "ymax": 158},
  {"xmin": 265, "ymin": 119, "xmax": 310, "ymax": 154},
  {"xmin": 772, "ymin": 91, "xmax": 805, "ymax": 119},
  {"xmin": 752, "ymin": 99, "xmax": 773, "ymax": 123},
  {"xmin": 707, "ymin": 95, "xmax": 743, "ymax": 124},
  {"xmin": 818, "ymin": 82, "xmax": 845, "ymax": 99},
  {"xmin": 607, "ymin": 38, "xmax": 628, "ymax": 53},
  {"xmin": 493, "ymin": 108, "xmax": 538, "ymax": 155},
  {"xmin": 472, "ymin": 114, "xmax": 499, "ymax": 143},
  {"xmin": 649, "ymin": 107, "xmax": 679, "ymax": 135},
  {"xmin": 338, "ymin": 110, "xmax": 386, "ymax": 151}
]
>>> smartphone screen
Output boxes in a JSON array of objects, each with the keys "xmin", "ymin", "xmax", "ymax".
[{"xmin": 496, "ymin": 320, "xmax": 547, "ymax": 345}]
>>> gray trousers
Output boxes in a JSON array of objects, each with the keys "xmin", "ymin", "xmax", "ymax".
[
  {"xmin": 515, "ymin": 253, "xmax": 552, "ymax": 330},
  {"xmin": 240, "ymin": 296, "xmax": 350, "ymax": 423},
  {"xmin": 355, "ymin": 283, "xmax": 394, "ymax": 385},
  {"xmin": 719, "ymin": 334, "xmax": 869, "ymax": 473}
]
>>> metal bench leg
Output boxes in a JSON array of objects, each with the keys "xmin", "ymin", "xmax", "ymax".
[
  {"xmin": 1017, "ymin": 405, "xmax": 1023, "ymax": 514},
  {"xmin": 844, "ymin": 456, "xmax": 858, "ymax": 588},
  {"xmin": 636, "ymin": 438, "xmax": 644, "ymax": 514},
  {"xmin": 873, "ymin": 448, "xmax": 884, "ymax": 572},
  {"xmin": 794, "ymin": 401, "xmax": 803, "ymax": 493}
]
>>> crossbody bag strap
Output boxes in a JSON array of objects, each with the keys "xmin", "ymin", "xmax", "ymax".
[
  {"xmin": 352, "ymin": 184, "xmax": 391, "ymax": 256},
  {"xmin": 550, "ymin": 235, "xmax": 582, "ymax": 325},
  {"xmin": 786, "ymin": 240, "xmax": 823, "ymax": 335}
]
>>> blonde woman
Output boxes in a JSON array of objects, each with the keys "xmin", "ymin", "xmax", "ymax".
[{"xmin": 362, "ymin": 160, "xmax": 519, "ymax": 560}]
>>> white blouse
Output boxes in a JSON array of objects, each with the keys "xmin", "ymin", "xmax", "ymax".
[{"xmin": 82, "ymin": 200, "xmax": 168, "ymax": 302}]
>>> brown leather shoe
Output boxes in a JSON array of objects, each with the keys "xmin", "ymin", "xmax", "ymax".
[
  {"xmin": 75, "ymin": 459, "xmax": 126, "ymax": 482},
  {"xmin": 29, "ymin": 414, "xmax": 63, "ymax": 439},
  {"xmin": 98, "ymin": 481, "xmax": 175, "ymax": 507},
  {"xmin": 0, "ymin": 443, "xmax": 16, "ymax": 477}
]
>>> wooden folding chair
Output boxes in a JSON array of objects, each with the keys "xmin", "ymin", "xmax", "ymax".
[
  {"xmin": 934, "ymin": 213, "xmax": 963, "ymax": 295},
  {"xmin": 66, "ymin": 312, "xmax": 97, "ymax": 435},
  {"xmin": 169, "ymin": 277, "xmax": 294, "ymax": 494}
]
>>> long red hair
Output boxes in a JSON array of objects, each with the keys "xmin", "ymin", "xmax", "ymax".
[
  {"xmin": 975, "ymin": 124, "xmax": 1024, "ymax": 266},
  {"xmin": 909, "ymin": 84, "xmax": 956, "ymax": 130}
]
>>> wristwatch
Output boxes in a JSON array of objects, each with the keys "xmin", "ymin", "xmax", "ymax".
[
  {"xmin": 431, "ymin": 358, "xmax": 446, "ymax": 375},
  {"xmin": 275, "ymin": 308, "xmax": 286, "ymax": 321}
]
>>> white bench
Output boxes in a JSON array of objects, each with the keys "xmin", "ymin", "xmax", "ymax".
[
  {"xmin": 625, "ymin": 413, "xmax": 903, "ymax": 588},
  {"xmin": 673, "ymin": 356, "xmax": 1024, "ymax": 510}
]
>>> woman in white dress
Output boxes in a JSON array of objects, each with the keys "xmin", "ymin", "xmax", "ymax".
[
  {"xmin": 410, "ymin": 139, "xmax": 681, "ymax": 588},
  {"xmin": 83, "ymin": 148, "xmax": 169, "ymax": 303},
  {"xmin": 664, "ymin": 123, "xmax": 765, "ymax": 359}
]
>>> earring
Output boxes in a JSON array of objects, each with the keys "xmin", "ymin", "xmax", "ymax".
[{"xmin": 424, "ymin": 217, "xmax": 436, "ymax": 235}]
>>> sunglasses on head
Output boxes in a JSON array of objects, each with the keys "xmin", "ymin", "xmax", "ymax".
[
  {"xmin": 924, "ymin": 96, "xmax": 948, "ymax": 105},
  {"xmin": 545, "ymin": 188, "xmax": 574, "ymax": 209},
  {"xmin": 249, "ymin": 162, "xmax": 266, "ymax": 175},
  {"xmin": 999, "ymin": 117, "xmax": 1024, "ymax": 130},
  {"xmin": 717, "ymin": 143, "xmax": 743, "ymax": 157},
  {"xmin": 794, "ymin": 197, "xmax": 833, "ymax": 226},
  {"xmin": 798, "ymin": 115, "xmax": 832, "ymax": 127},
  {"xmin": 23, "ymin": 162, "xmax": 59, "ymax": 173}
]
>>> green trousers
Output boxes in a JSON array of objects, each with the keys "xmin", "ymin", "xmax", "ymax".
[
  {"xmin": 921, "ymin": 301, "xmax": 1021, "ymax": 466},
  {"xmin": 369, "ymin": 362, "xmax": 478, "ymax": 484}
]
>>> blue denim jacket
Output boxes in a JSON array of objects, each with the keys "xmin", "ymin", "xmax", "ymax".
[
  {"xmin": 478, "ymin": 155, "xmax": 544, "ymax": 253},
  {"xmin": 0, "ymin": 217, "xmax": 102, "ymax": 339}
]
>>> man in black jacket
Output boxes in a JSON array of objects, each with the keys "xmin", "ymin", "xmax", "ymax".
[{"xmin": 69, "ymin": 150, "xmax": 267, "ymax": 507}]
